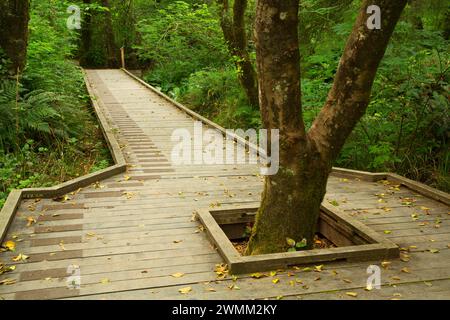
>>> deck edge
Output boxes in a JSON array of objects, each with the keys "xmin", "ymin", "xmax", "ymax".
[
  {"xmin": 121, "ymin": 69, "xmax": 449, "ymax": 206},
  {"xmin": 0, "ymin": 69, "xmax": 127, "ymax": 243},
  {"xmin": 198, "ymin": 204, "xmax": 399, "ymax": 275}
]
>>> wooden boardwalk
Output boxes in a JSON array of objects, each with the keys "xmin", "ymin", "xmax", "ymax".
[{"xmin": 1, "ymin": 69, "xmax": 449, "ymax": 300}]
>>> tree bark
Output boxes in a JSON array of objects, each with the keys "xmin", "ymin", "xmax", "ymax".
[
  {"xmin": 79, "ymin": 0, "xmax": 92, "ymax": 67},
  {"xmin": 101, "ymin": 0, "xmax": 119, "ymax": 68},
  {"xmin": 0, "ymin": 0, "xmax": 30, "ymax": 74},
  {"xmin": 246, "ymin": 0, "xmax": 407, "ymax": 255},
  {"xmin": 218, "ymin": 0, "xmax": 259, "ymax": 108}
]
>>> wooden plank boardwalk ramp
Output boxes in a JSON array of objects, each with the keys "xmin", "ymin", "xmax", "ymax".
[{"xmin": 0, "ymin": 69, "xmax": 449, "ymax": 300}]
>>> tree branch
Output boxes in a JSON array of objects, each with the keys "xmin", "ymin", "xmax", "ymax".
[{"xmin": 307, "ymin": 0, "xmax": 407, "ymax": 164}]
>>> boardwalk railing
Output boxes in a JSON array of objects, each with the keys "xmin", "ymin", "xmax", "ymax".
[
  {"xmin": 0, "ymin": 70, "xmax": 128, "ymax": 242},
  {"xmin": 122, "ymin": 68, "xmax": 450, "ymax": 207},
  {"xmin": 1, "ymin": 68, "xmax": 449, "ymax": 244}
]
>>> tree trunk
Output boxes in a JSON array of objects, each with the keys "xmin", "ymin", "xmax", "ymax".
[
  {"xmin": 443, "ymin": 6, "xmax": 450, "ymax": 40},
  {"xmin": 79, "ymin": 0, "xmax": 92, "ymax": 67},
  {"xmin": 246, "ymin": 0, "xmax": 407, "ymax": 255},
  {"xmin": 0, "ymin": 0, "xmax": 30, "ymax": 74},
  {"xmin": 101, "ymin": 0, "xmax": 119, "ymax": 68},
  {"xmin": 218, "ymin": 0, "xmax": 259, "ymax": 108}
]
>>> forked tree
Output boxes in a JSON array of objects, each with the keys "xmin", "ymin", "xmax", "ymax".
[{"xmin": 246, "ymin": 0, "xmax": 408, "ymax": 255}]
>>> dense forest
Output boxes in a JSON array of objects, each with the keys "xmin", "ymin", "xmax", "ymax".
[{"xmin": 0, "ymin": 0, "xmax": 449, "ymax": 212}]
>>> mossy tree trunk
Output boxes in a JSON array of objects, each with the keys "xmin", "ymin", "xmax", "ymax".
[
  {"xmin": 0, "ymin": 0, "xmax": 30, "ymax": 74},
  {"xmin": 217, "ymin": 0, "xmax": 259, "ymax": 108},
  {"xmin": 246, "ymin": 0, "xmax": 407, "ymax": 255}
]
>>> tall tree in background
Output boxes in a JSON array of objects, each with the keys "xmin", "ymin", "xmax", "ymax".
[
  {"xmin": 246, "ymin": 0, "xmax": 408, "ymax": 255},
  {"xmin": 0, "ymin": 0, "xmax": 30, "ymax": 74},
  {"xmin": 79, "ymin": 0, "xmax": 93, "ymax": 66},
  {"xmin": 102, "ymin": 0, "xmax": 119, "ymax": 67},
  {"xmin": 217, "ymin": 0, "xmax": 259, "ymax": 108}
]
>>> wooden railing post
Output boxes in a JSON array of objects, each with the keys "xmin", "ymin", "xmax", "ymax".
[{"xmin": 120, "ymin": 47, "xmax": 125, "ymax": 69}]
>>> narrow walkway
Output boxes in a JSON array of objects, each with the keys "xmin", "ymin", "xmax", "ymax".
[{"xmin": 0, "ymin": 70, "xmax": 449, "ymax": 300}]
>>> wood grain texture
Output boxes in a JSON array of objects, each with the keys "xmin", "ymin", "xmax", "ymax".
[{"xmin": 0, "ymin": 69, "xmax": 448, "ymax": 300}]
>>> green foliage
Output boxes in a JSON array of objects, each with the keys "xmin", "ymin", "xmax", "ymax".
[
  {"xmin": 0, "ymin": 80, "xmax": 87, "ymax": 152},
  {"xmin": 180, "ymin": 68, "xmax": 260, "ymax": 129},
  {"xmin": 135, "ymin": 1, "xmax": 228, "ymax": 91},
  {"xmin": 132, "ymin": 0, "xmax": 449, "ymax": 192},
  {"xmin": 300, "ymin": 15, "xmax": 450, "ymax": 191},
  {"xmin": 0, "ymin": 0, "xmax": 112, "ymax": 209}
]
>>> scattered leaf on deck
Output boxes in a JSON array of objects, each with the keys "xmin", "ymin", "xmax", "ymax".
[
  {"xmin": 12, "ymin": 254, "xmax": 29, "ymax": 262},
  {"xmin": 401, "ymin": 267, "xmax": 411, "ymax": 273},
  {"xmin": 26, "ymin": 217, "xmax": 36, "ymax": 227},
  {"xmin": 329, "ymin": 200, "xmax": 339, "ymax": 206},
  {"xmin": 251, "ymin": 272, "xmax": 266, "ymax": 279},
  {"xmin": 314, "ymin": 265, "xmax": 324, "ymax": 272},
  {"xmin": 179, "ymin": 287, "xmax": 192, "ymax": 294},
  {"xmin": 3, "ymin": 241, "xmax": 15, "ymax": 251},
  {"xmin": 0, "ymin": 278, "xmax": 17, "ymax": 285},
  {"xmin": 343, "ymin": 279, "xmax": 352, "ymax": 283},
  {"xmin": 171, "ymin": 273, "xmax": 185, "ymax": 278},
  {"xmin": 346, "ymin": 292, "xmax": 358, "ymax": 297}
]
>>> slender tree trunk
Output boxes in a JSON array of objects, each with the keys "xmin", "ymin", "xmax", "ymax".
[
  {"xmin": 246, "ymin": 0, "xmax": 407, "ymax": 255},
  {"xmin": 218, "ymin": 0, "xmax": 259, "ymax": 108},
  {"xmin": 443, "ymin": 6, "xmax": 450, "ymax": 40},
  {"xmin": 0, "ymin": 0, "xmax": 30, "ymax": 74},
  {"xmin": 101, "ymin": 0, "xmax": 119, "ymax": 68},
  {"xmin": 79, "ymin": 0, "xmax": 92, "ymax": 67}
]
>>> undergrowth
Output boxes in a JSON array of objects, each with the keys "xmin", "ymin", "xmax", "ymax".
[{"xmin": 0, "ymin": 1, "xmax": 112, "ymax": 209}]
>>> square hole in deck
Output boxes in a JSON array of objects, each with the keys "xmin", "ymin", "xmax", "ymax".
[{"xmin": 198, "ymin": 204, "xmax": 399, "ymax": 274}]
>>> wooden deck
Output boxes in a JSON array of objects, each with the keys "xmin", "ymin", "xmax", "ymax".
[{"xmin": 1, "ymin": 69, "xmax": 449, "ymax": 300}]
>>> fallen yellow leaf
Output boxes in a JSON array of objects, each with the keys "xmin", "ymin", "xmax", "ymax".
[
  {"xmin": 0, "ymin": 278, "xmax": 17, "ymax": 285},
  {"xmin": 179, "ymin": 286, "xmax": 192, "ymax": 294},
  {"xmin": 171, "ymin": 272, "xmax": 185, "ymax": 278},
  {"xmin": 314, "ymin": 265, "xmax": 324, "ymax": 272},
  {"xmin": 26, "ymin": 217, "xmax": 36, "ymax": 227},
  {"xmin": 401, "ymin": 267, "xmax": 411, "ymax": 273},
  {"xmin": 251, "ymin": 272, "xmax": 266, "ymax": 279},
  {"xmin": 346, "ymin": 292, "xmax": 358, "ymax": 297},
  {"xmin": 3, "ymin": 240, "xmax": 15, "ymax": 251}
]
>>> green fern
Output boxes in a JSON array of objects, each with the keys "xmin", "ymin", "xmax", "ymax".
[{"xmin": 0, "ymin": 80, "xmax": 86, "ymax": 152}]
